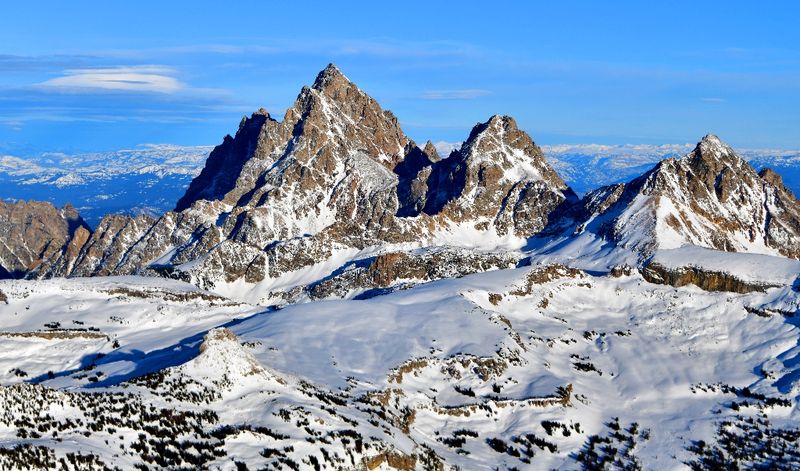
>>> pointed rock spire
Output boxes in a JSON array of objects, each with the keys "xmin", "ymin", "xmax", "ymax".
[
  {"xmin": 686, "ymin": 133, "xmax": 743, "ymax": 169},
  {"xmin": 312, "ymin": 63, "xmax": 347, "ymax": 90},
  {"xmin": 175, "ymin": 111, "xmax": 274, "ymax": 212},
  {"xmin": 422, "ymin": 114, "xmax": 574, "ymax": 236},
  {"xmin": 276, "ymin": 63, "xmax": 409, "ymax": 171},
  {"xmin": 759, "ymin": 167, "xmax": 785, "ymax": 188},
  {"xmin": 548, "ymin": 133, "xmax": 800, "ymax": 261},
  {"xmin": 423, "ymin": 140, "xmax": 441, "ymax": 162}
]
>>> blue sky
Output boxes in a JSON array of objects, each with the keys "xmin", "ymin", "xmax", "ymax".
[{"xmin": 0, "ymin": 1, "xmax": 798, "ymax": 153}]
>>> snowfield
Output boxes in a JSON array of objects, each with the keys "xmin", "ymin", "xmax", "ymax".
[{"xmin": 0, "ymin": 261, "xmax": 798, "ymax": 469}]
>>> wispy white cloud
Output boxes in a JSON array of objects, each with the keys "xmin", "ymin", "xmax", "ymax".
[
  {"xmin": 38, "ymin": 66, "xmax": 184, "ymax": 93},
  {"xmin": 420, "ymin": 89, "xmax": 491, "ymax": 100},
  {"xmin": 701, "ymin": 97, "xmax": 725, "ymax": 103},
  {"xmin": 93, "ymin": 39, "xmax": 484, "ymax": 60}
]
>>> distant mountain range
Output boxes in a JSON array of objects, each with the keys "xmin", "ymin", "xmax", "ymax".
[
  {"xmin": 3, "ymin": 142, "xmax": 797, "ymax": 228},
  {"xmin": 0, "ymin": 144, "xmax": 212, "ymax": 225},
  {"xmin": 542, "ymin": 143, "xmax": 800, "ymax": 196}
]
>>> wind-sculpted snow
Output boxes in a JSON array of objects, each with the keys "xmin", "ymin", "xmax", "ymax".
[{"xmin": 0, "ymin": 264, "xmax": 798, "ymax": 469}]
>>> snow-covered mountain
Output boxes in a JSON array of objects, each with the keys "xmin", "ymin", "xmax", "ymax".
[
  {"xmin": 2, "ymin": 140, "xmax": 798, "ymax": 229},
  {"xmin": 0, "ymin": 64, "xmax": 799, "ymax": 470},
  {"xmin": 542, "ymin": 142, "xmax": 800, "ymax": 196},
  {"xmin": 536, "ymin": 135, "xmax": 800, "ymax": 268},
  {"xmin": 0, "ymin": 64, "xmax": 575, "ymax": 303}
]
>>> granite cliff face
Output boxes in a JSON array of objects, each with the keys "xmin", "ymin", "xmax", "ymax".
[
  {"xmin": 3, "ymin": 67, "xmax": 799, "ymax": 303},
  {"xmin": 547, "ymin": 134, "xmax": 800, "ymax": 260},
  {"xmin": 174, "ymin": 111, "xmax": 272, "ymax": 212},
  {"xmin": 423, "ymin": 115, "xmax": 576, "ymax": 236},
  {"xmin": 0, "ymin": 200, "xmax": 89, "ymax": 278},
  {"xmin": 0, "ymin": 65, "xmax": 575, "ymax": 299}
]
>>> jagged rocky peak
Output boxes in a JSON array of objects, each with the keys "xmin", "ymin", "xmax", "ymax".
[
  {"xmin": 281, "ymin": 63, "xmax": 410, "ymax": 170},
  {"xmin": 68, "ymin": 212, "xmax": 157, "ymax": 277},
  {"xmin": 311, "ymin": 63, "xmax": 350, "ymax": 95},
  {"xmin": 551, "ymin": 133, "xmax": 800, "ymax": 260},
  {"xmin": 109, "ymin": 64, "xmax": 422, "ymax": 288},
  {"xmin": 175, "ymin": 109, "xmax": 277, "ymax": 211},
  {"xmin": 175, "ymin": 62, "xmax": 411, "ymax": 219},
  {"xmin": 423, "ymin": 140, "xmax": 441, "ymax": 162},
  {"xmin": 674, "ymin": 133, "xmax": 752, "ymax": 194},
  {"xmin": 759, "ymin": 167, "xmax": 787, "ymax": 189},
  {"xmin": 395, "ymin": 140, "xmax": 440, "ymax": 217},
  {"xmin": 693, "ymin": 133, "xmax": 739, "ymax": 163},
  {"xmin": 460, "ymin": 114, "xmax": 567, "ymax": 188},
  {"xmin": 422, "ymin": 114, "xmax": 576, "ymax": 236}
]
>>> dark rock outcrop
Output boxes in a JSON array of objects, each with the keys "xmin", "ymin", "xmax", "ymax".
[
  {"xmin": 424, "ymin": 115, "xmax": 577, "ymax": 236},
  {"xmin": 175, "ymin": 110, "xmax": 273, "ymax": 211},
  {"xmin": 395, "ymin": 142, "xmax": 439, "ymax": 217},
  {"xmin": 0, "ymin": 200, "xmax": 90, "ymax": 279},
  {"xmin": 641, "ymin": 261, "xmax": 780, "ymax": 293},
  {"xmin": 306, "ymin": 248, "xmax": 520, "ymax": 300}
]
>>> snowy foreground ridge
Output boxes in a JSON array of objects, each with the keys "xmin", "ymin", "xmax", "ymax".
[{"xmin": 0, "ymin": 64, "xmax": 799, "ymax": 470}]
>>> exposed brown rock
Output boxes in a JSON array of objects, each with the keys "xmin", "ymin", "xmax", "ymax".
[
  {"xmin": 367, "ymin": 252, "xmax": 414, "ymax": 287},
  {"xmin": 457, "ymin": 356, "xmax": 508, "ymax": 381},
  {"xmin": 422, "ymin": 140, "xmax": 441, "ymax": 162},
  {"xmin": 510, "ymin": 264, "xmax": 586, "ymax": 296},
  {"xmin": 365, "ymin": 451, "xmax": 416, "ymax": 471},
  {"xmin": 307, "ymin": 248, "xmax": 519, "ymax": 300},
  {"xmin": 388, "ymin": 359, "xmax": 429, "ymax": 384},
  {"xmin": 0, "ymin": 200, "xmax": 90, "ymax": 279},
  {"xmin": 548, "ymin": 134, "xmax": 800, "ymax": 261},
  {"xmin": 488, "ymin": 293, "xmax": 503, "ymax": 305},
  {"xmin": 432, "ymin": 383, "xmax": 572, "ymax": 417},
  {"xmin": 0, "ymin": 330, "xmax": 107, "ymax": 340},
  {"xmin": 104, "ymin": 286, "xmax": 231, "ymax": 304},
  {"xmin": 175, "ymin": 110, "xmax": 275, "ymax": 211},
  {"xmin": 641, "ymin": 261, "xmax": 779, "ymax": 293},
  {"xmin": 68, "ymin": 213, "xmax": 155, "ymax": 277},
  {"xmin": 423, "ymin": 115, "xmax": 576, "ymax": 236}
]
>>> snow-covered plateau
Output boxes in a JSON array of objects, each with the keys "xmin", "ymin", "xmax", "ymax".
[{"xmin": 1, "ymin": 264, "xmax": 799, "ymax": 470}]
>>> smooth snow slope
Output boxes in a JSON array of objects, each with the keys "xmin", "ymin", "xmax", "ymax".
[{"xmin": 0, "ymin": 264, "xmax": 798, "ymax": 469}]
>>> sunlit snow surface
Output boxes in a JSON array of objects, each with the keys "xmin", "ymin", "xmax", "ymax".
[
  {"xmin": 1, "ymin": 139, "xmax": 800, "ymax": 468},
  {"xmin": 0, "ymin": 263, "xmax": 798, "ymax": 469}
]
